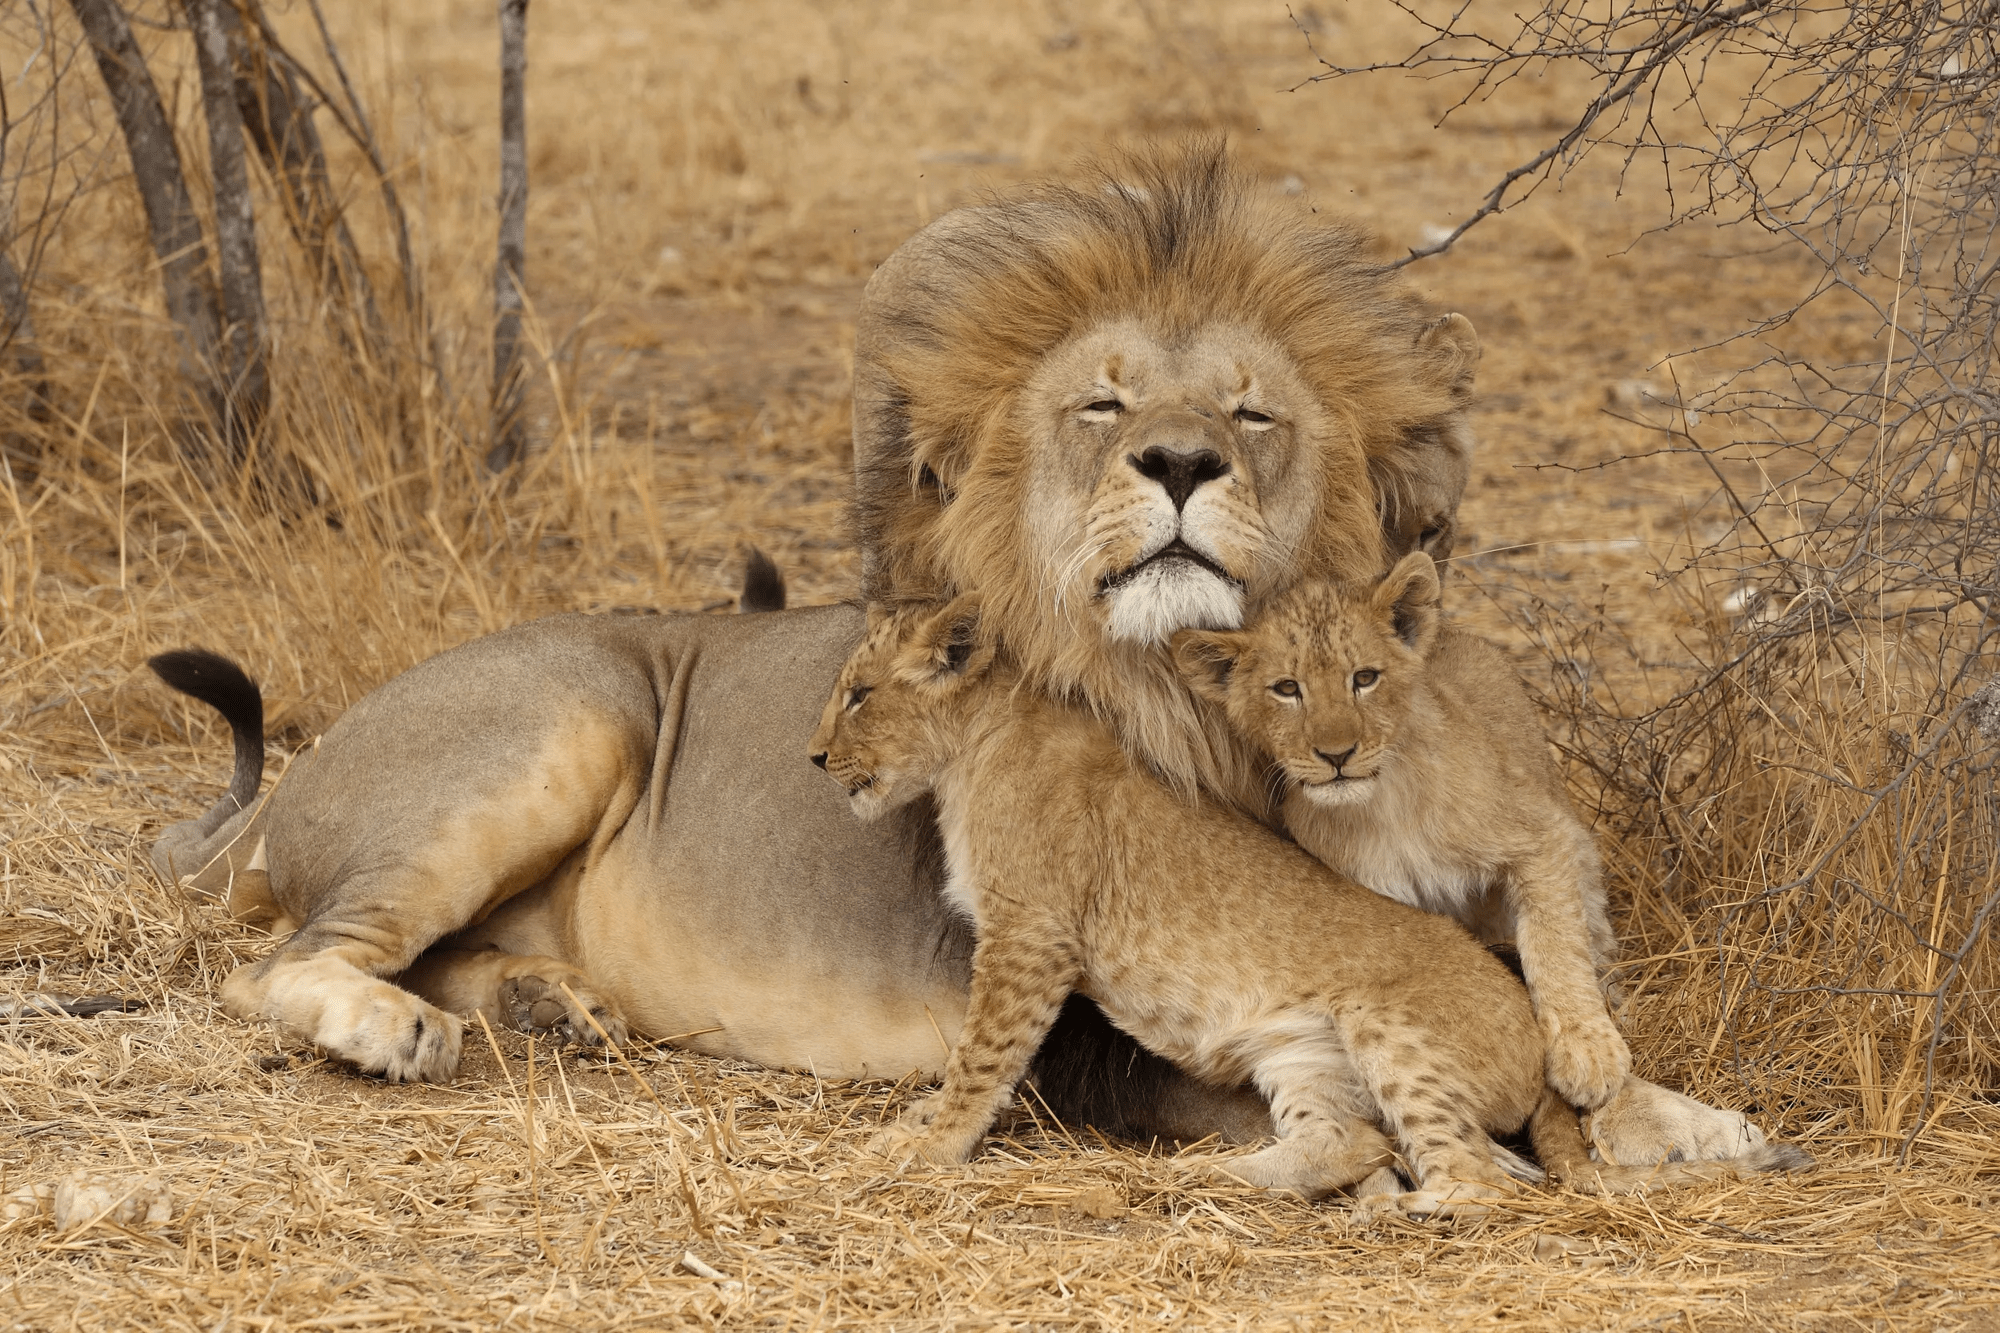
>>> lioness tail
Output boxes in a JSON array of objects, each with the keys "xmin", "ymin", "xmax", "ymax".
[
  {"xmin": 1528, "ymin": 1091, "xmax": 1813, "ymax": 1194},
  {"xmin": 149, "ymin": 649, "xmax": 265, "ymax": 836},
  {"xmin": 740, "ymin": 547, "xmax": 787, "ymax": 613}
]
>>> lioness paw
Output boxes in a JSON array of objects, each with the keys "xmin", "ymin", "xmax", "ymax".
[
  {"xmin": 498, "ymin": 975, "xmax": 629, "ymax": 1049},
  {"xmin": 322, "ymin": 983, "xmax": 463, "ymax": 1083},
  {"xmin": 1543, "ymin": 1014, "xmax": 1632, "ymax": 1111},
  {"xmin": 1585, "ymin": 1077, "xmax": 1765, "ymax": 1165}
]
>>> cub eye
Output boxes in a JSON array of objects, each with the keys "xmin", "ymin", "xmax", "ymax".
[
  {"xmin": 1270, "ymin": 679, "xmax": 1301, "ymax": 699},
  {"xmin": 1235, "ymin": 406, "xmax": 1275, "ymax": 426},
  {"xmin": 845, "ymin": 685, "xmax": 872, "ymax": 710},
  {"xmin": 1352, "ymin": 669, "xmax": 1380, "ymax": 690}
]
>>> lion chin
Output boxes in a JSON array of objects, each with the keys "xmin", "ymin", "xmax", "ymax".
[{"xmin": 1103, "ymin": 553, "xmax": 1245, "ymax": 646}]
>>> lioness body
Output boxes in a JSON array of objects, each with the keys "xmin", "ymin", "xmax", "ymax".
[
  {"xmin": 157, "ymin": 606, "xmax": 976, "ymax": 1082},
  {"xmin": 1175, "ymin": 555, "xmax": 1630, "ymax": 1111},
  {"xmin": 810, "ymin": 600, "xmax": 1544, "ymax": 1202}
]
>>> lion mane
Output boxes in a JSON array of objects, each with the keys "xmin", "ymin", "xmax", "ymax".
[{"xmin": 853, "ymin": 143, "xmax": 1480, "ymax": 800}]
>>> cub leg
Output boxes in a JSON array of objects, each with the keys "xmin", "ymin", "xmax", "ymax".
[
  {"xmin": 1342, "ymin": 1010, "xmax": 1533, "ymax": 1210},
  {"xmin": 1507, "ymin": 834, "xmax": 1630, "ymax": 1110},
  {"xmin": 1203, "ymin": 1029, "xmax": 1395, "ymax": 1197},
  {"xmin": 869, "ymin": 924, "xmax": 1077, "ymax": 1168},
  {"xmin": 398, "ymin": 947, "xmax": 630, "ymax": 1049}
]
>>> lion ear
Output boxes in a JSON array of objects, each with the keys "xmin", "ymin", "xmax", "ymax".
[
  {"xmin": 921, "ymin": 592, "xmax": 993, "ymax": 679},
  {"xmin": 1172, "ymin": 630, "xmax": 1245, "ymax": 703},
  {"xmin": 1372, "ymin": 552, "xmax": 1442, "ymax": 655},
  {"xmin": 1416, "ymin": 313, "xmax": 1480, "ymax": 402}
]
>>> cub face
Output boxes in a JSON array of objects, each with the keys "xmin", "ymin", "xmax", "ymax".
[
  {"xmin": 1172, "ymin": 552, "xmax": 1442, "ymax": 808},
  {"xmin": 808, "ymin": 595, "xmax": 994, "ymax": 820}
]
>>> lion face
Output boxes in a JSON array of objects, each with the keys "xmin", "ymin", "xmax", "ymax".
[
  {"xmin": 808, "ymin": 597, "xmax": 993, "ymax": 820},
  {"xmin": 1173, "ymin": 554, "xmax": 1442, "ymax": 808},
  {"xmin": 1020, "ymin": 321, "xmax": 1328, "ymax": 647}
]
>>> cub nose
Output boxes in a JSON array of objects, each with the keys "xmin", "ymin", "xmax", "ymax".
[
  {"xmin": 810, "ymin": 751, "xmax": 829, "ymax": 769},
  {"xmin": 1315, "ymin": 746, "xmax": 1357, "ymax": 774},
  {"xmin": 1132, "ymin": 445, "xmax": 1228, "ymax": 511}
]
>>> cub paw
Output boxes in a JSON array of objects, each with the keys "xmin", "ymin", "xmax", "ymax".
[
  {"xmin": 1543, "ymin": 1012, "xmax": 1632, "ymax": 1111},
  {"xmin": 1585, "ymin": 1078, "xmax": 1765, "ymax": 1165},
  {"xmin": 498, "ymin": 975, "xmax": 629, "ymax": 1049},
  {"xmin": 1395, "ymin": 1177, "xmax": 1511, "ymax": 1219},
  {"xmin": 864, "ymin": 1097, "xmax": 979, "ymax": 1168},
  {"xmin": 1198, "ymin": 1143, "xmax": 1327, "ymax": 1198}
]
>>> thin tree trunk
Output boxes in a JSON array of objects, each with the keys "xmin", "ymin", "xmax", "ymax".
[
  {"xmin": 0, "ymin": 248, "xmax": 48, "ymax": 423},
  {"xmin": 188, "ymin": 0, "xmax": 269, "ymax": 459},
  {"xmin": 488, "ymin": 0, "xmax": 529, "ymax": 473},
  {"xmin": 66, "ymin": 0, "xmax": 227, "ymax": 450},
  {"xmin": 0, "ymin": 89, "xmax": 50, "ymax": 428},
  {"xmin": 301, "ymin": 0, "xmax": 424, "ymax": 342},
  {"xmin": 219, "ymin": 3, "xmax": 382, "ymax": 345}
]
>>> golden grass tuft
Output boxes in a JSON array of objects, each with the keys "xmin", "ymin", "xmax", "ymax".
[{"xmin": 0, "ymin": 0, "xmax": 1994, "ymax": 1327}]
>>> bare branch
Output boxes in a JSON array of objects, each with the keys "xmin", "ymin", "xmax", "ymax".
[
  {"xmin": 487, "ymin": 0, "xmax": 529, "ymax": 473},
  {"xmin": 66, "ymin": 0, "xmax": 227, "ymax": 447}
]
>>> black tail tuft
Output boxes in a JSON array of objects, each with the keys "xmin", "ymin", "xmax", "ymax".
[
  {"xmin": 739, "ymin": 547, "xmax": 787, "ymax": 613},
  {"xmin": 150, "ymin": 649, "xmax": 265, "ymax": 819}
]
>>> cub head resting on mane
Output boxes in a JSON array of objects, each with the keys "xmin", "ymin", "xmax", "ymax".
[
  {"xmin": 807, "ymin": 598, "xmax": 1804, "ymax": 1206},
  {"xmin": 1171, "ymin": 552, "xmax": 1630, "ymax": 1110}
]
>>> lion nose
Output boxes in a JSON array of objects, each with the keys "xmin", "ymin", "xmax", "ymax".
[
  {"xmin": 1315, "ymin": 745, "xmax": 1357, "ymax": 774},
  {"xmin": 1132, "ymin": 445, "xmax": 1228, "ymax": 511},
  {"xmin": 810, "ymin": 751, "xmax": 829, "ymax": 769}
]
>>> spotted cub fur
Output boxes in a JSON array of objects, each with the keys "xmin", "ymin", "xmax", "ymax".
[{"xmin": 810, "ymin": 597, "xmax": 1560, "ymax": 1210}]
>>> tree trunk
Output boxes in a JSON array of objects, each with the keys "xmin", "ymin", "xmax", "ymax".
[
  {"xmin": 0, "ymin": 247, "xmax": 49, "ymax": 425},
  {"xmin": 187, "ymin": 0, "xmax": 269, "ymax": 460},
  {"xmin": 488, "ymin": 0, "xmax": 529, "ymax": 473},
  {"xmin": 66, "ymin": 0, "xmax": 228, "ymax": 452},
  {"xmin": 220, "ymin": 3, "xmax": 383, "ymax": 345}
]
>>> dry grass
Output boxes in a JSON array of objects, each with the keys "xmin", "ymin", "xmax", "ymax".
[{"xmin": 0, "ymin": 0, "xmax": 1995, "ymax": 1328}]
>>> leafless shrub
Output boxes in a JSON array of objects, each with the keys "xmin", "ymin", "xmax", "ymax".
[{"xmin": 1313, "ymin": 1, "xmax": 1999, "ymax": 1154}]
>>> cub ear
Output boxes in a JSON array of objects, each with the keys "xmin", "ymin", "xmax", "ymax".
[
  {"xmin": 1416, "ymin": 312, "xmax": 1480, "ymax": 402},
  {"xmin": 921, "ymin": 592, "xmax": 993, "ymax": 679},
  {"xmin": 1372, "ymin": 552, "xmax": 1442, "ymax": 655},
  {"xmin": 1172, "ymin": 629, "xmax": 1245, "ymax": 704}
]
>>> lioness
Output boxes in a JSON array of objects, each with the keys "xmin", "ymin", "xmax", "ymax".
[
  {"xmin": 807, "ymin": 598, "xmax": 1807, "ymax": 1204},
  {"xmin": 1172, "ymin": 552, "xmax": 1628, "ymax": 1112},
  {"xmin": 144, "ymin": 148, "xmax": 1476, "ymax": 1142}
]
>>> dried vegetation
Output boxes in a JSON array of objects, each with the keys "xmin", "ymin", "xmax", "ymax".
[{"xmin": 0, "ymin": 0, "xmax": 1994, "ymax": 1328}]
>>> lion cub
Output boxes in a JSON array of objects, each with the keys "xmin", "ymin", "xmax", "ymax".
[
  {"xmin": 1172, "ymin": 552, "xmax": 1630, "ymax": 1112},
  {"xmin": 808, "ymin": 597, "xmax": 1556, "ymax": 1207}
]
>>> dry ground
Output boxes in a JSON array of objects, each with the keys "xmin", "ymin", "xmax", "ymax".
[{"xmin": 1, "ymin": 1, "xmax": 1995, "ymax": 1329}]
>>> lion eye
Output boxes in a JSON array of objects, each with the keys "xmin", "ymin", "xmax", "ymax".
[
  {"xmin": 1270, "ymin": 679, "xmax": 1301, "ymax": 699},
  {"xmin": 1082, "ymin": 398, "xmax": 1123, "ymax": 416},
  {"xmin": 845, "ymin": 685, "xmax": 872, "ymax": 710},
  {"xmin": 1234, "ymin": 406, "xmax": 1275, "ymax": 426},
  {"xmin": 1352, "ymin": 669, "xmax": 1380, "ymax": 691}
]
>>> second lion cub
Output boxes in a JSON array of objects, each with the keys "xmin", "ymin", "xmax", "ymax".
[{"xmin": 1172, "ymin": 551, "xmax": 1629, "ymax": 1111}]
